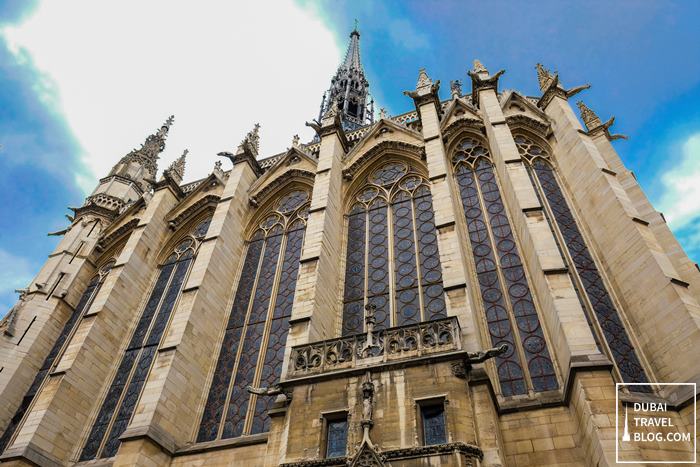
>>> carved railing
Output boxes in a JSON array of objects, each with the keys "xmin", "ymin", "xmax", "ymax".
[{"xmin": 288, "ymin": 317, "xmax": 461, "ymax": 377}]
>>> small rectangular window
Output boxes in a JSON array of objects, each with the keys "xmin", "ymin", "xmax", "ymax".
[
  {"xmin": 420, "ymin": 401, "xmax": 446, "ymax": 445},
  {"xmin": 323, "ymin": 413, "xmax": 348, "ymax": 458}
]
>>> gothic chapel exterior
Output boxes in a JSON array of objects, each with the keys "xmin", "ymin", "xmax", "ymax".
[{"xmin": 0, "ymin": 29, "xmax": 697, "ymax": 466}]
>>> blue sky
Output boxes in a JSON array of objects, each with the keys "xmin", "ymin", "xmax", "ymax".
[{"xmin": 1, "ymin": 0, "xmax": 699, "ymax": 316}]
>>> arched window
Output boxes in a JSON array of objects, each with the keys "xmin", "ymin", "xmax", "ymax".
[
  {"xmin": 0, "ymin": 261, "xmax": 114, "ymax": 453},
  {"xmin": 341, "ymin": 161, "xmax": 447, "ymax": 336},
  {"xmin": 451, "ymin": 137, "xmax": 558, "ymax": 396},
  {"xmin": 515, "ymin": 134, "xmax": 650, "ymax": 389},
  {"xmin": 197, "ymin": 190, "xmax": 308, "ymax": 442},
  {"xmin": 80, "ymin": 217, "xmax": 211, "ymax": 460}
]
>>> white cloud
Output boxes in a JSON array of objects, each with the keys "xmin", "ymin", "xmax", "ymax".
[
  {"xmin": 657, "ymin": 132, "xmax": 700, "ymax": 230},
  {"xmin": 1, "ymin": 1, "xmax": 342, "ymax": 192},
  {"xmin": 0, "ymin": 249, "xmax": 35, "ymax": 315}
]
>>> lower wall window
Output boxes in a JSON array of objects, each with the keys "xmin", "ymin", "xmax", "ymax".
[
  {"xmin": 324, "ymin": 413, "xmax": 348, "ymax": 458},
  {"xmin": 419, "ymin": 400, "xmax": 446, "ymax": 446}
]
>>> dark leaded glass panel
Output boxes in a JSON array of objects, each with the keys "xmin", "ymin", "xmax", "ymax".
[
  {"xmin": 227, "ymin": 238, "xmax": 264, "ymax": 330},
  {"xmin": 251, "ymin": 225, "xmax": 305, "ymax": 433},
  {"xmin": 342, "ymin": 205, "xmax": 366, "ymax": 336},
  {"xmin": 531, "ymin": 159, "xmax": 650, "ymax": 388},
  {"xmin": 474, "ymin": 162, "xmax": 558, "ymax": 393},
  {"xmin": 0, "ymin": 271, "xmax": 104, "ymax": 453},
  {"xmin": 326, "ymin": 419, "xmax": 348, "ymax": 458},
  {"xmin": 454, "ymin": 163, "xmax": 527, "ymax": 396},
  {"xmin": 247, "ymin": 228, "xmax": 283, "ymax": 325},
  {"xmin": 413, "ymin": 187, "xmax": 447, "ymax": 321},
  {"xmin": 222, "ymin": 321, "xmax": 265, "ymax": 438},
  {"xmin": 81, "ymin": 245, "xmax": 194, "ymax": 460},
  {"xmin": 196, "ymin": 326, "xmax": 242, "ymax": 442},
  {"xmin": 392, "ymin": 192, "xmax": 420, "ymax": 326},
  {"xmin": 366, "ymin": 199, "xmax": 390, "ymax": 329},
  {"xmin": 421, "ymin": 404, "xmax": 446, "ymax": 446}
]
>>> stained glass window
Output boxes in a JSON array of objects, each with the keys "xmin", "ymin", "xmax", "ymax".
[
  {"xmin": 325, "ymin": 417, "xmax": 348, "ymax": 458},
  {"xmin": 0, "ymin": 261, "xmax": 114, "ymax": 454},
  {"xmin": 197, "ymin": 191, "xmax": 308, "ymax": 442},
  {"xmin": 452, "ymin": 137, "xmax": 558, "ymax": 396},
  {"xmin": 420, "ymin": 402, "xmax": 446, "ymax": 446},
  {"xmin": 515, "ymin": 134, "xmax": 650, "ymax": 390},
  {"xmin": 80, "ymin": 217, "xmax": 210, "ymax": 460},
  {"xmin": 341, "ymin": 162, "xmax": 447, "ymax": 335}
]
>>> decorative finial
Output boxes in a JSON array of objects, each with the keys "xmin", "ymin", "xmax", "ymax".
[
  {"xmin": 450, "ymin": 79, "xmax": 462, "ymax": 98},
  {"xmin": 292, "ymin": 134, "xmax": 300, "ymax": 148},
  {"xmin": 354, "ymin": 18, "xmax": 359, "ymax": 32},
  {"xmin": 576, "ymin": 101, "xmax": 602, "ymax": 129},
  {"xmin": 536, "ymin": 63, "xmax": 556, "ymax": 92},
  {"xmin": 473, "ymin": 59, "xmax": 487, "ymax": 73},
  {"xmin": 416, "ymin": 67, "xmax": 433, "ymax": 88},
  {"xmin": 238, "ymin": 123, "xmax": 260, "ymax": 156},
  {"xmin": 165, "ymin": 149, "xmax": 187, "ymax": 182},
  {"xmin": 379, "ymin": 107, "xmax": 388, "ymax": 119},
  {"xmin": 576, "ymin": 100, "xmax": 627, "ymax": 140},
  {"xmin": 212, "ymin": 159, "xmax": 223, "ymax": 177}
]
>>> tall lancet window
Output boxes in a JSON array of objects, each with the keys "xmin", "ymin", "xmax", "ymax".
[
  {"xmin": 452, "ymin": 137, "xmax": 558, "ymax": 396},
  {"xmin": 341, "ymin": 161, "xmax": 447, "ymax": 336},
  {"xmin": 515, "ymin": 134, "xmax": 650, "ymax": 389},
  {"xmin": 0, "ymin": 261, "xmax": 115, "ymax": 453},
  {"xmin": 80, "ymin": 217, "xmax": 211, "ymax": 460},
  {"xmin": 197, "ymin": 190, "xmax": 308, "ymax": 442}
]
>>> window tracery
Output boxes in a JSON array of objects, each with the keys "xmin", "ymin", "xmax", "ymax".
[
  {"xmin": 515, "ymin": 134, "xmax": 650, "ymax": 389},
  {"xmin": 452, "ymin": 136, "xmax": 558, "ymax": 396},
  {"xmin": 80, "ymin": 217, "xmax": 211, "ymax": 460},
  {"xmin": 0, "ymin": 261, "xmax": 115, "ymax": 454},
  {"xmin": 197, "ymin": 190, "xmax": 308, "ymax": 442},
  {"xmin": 341, "ymin": 161, "xmax": 447, "ymax": 336}
]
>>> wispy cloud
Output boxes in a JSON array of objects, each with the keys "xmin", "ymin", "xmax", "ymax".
[
  {"xmin": 1, "ymin": 0, "xmax": 342, "ymax": 192},
  {"xmin": 657, "ymin": 133, "xmax": 700, "ymax": 229},
  {"xmin": 387, "ymin": 18, "xmax": 429, "ymax": 51},
  {"xmin": 0, "ymin": 248, "xmax": 35, "ymax": 315}
]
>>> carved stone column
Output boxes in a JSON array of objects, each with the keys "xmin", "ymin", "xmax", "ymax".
[
  {"xmin": 287, "ymin": 106, "xmax": 347, "ymax": 351},
  {"xmin": 537, "ymin": 65, "xmax": 700, "ymax": 397},
  {"xmin": 113, "ymin": 156, "xmax": 259, "ymax": 465},
  {"xmin": 471, "ymin": 61, "xmax": 602, "ymax": 382},
  {"xmin": 0, "ymin": 178, "xmax": 180, "ymax": 466},
  {"xmin": 404, "ymin": 68, "xmax": 481, "ymax": 351}
]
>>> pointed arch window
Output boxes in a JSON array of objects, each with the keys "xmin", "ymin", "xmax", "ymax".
[
  {"xmin": 451, "ymin": 137, "xmax": 558, "ymax": 396},
  {"xmin": 515, "ymin": 134, "xmax": 650, "ymax": 389},
  {"xmin": 341, "ymin": 161, "xmax": 447, "ymax": 336},
  {"xmin": 80, "ymin": 217, "xmax": 211, "ymax": 460},
  {"xmin": 197, "ymin": 190, "xmax": 308, "ymax": 442},
  {"xmin": 0, "ymin": 261, "xmax": 114, "ymax": 453}
]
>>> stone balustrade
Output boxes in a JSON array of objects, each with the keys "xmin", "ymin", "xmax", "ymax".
[{"xmin": 288, "ymin": 317, "xmax": 461, "ymax": 377}]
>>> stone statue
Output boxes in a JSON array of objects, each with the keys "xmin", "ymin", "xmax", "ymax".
[{"xmin": 1, "ymin": 288, "xmax": 29, "ymax": 337}]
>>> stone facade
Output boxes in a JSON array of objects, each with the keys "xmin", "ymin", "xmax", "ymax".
[{"xmin": 0, "ymin": 32, "xmax": 698, "ymax": 467}]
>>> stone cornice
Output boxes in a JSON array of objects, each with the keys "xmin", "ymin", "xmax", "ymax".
[
  {"xmin": 96, "ymin": 218, "xmax": 139, "ymax": 252},
  {"xmin": 168, "ymin": 194, "xmax": 220, "ymax": 231},
  {"xmin": 342, "ymin": 141, "xmax": 425, "ymax": 181},
  {"xmin": 468, "ymin": 69, "xmax": 505, "ymax": 108},
  {"xmin": 249, "ymin": 169, "xmax": 315, "ymax": 207},
  {"xmin": 441, "ymin": 118, "xmax": 486, "ymax": 145},
  {"xmin": 154, "ymin": 172, "xmax": 185, "ymax": 199},
  {"xmin": 504, "ymin": 114, "xmax": 551, "ymax": 137}
]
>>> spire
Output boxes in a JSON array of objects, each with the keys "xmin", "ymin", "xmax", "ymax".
[
  {"xmin": 318, "ymin": 25, "xmax": 372, "ymax": 131},
  {"xmin": 576, "ymin": 101, "xmax": 603, "ymax": 129},
  {"xmin": 112, "ymin": 115, "xmax": 174, "ymax": 183},
  {"xmin": 343, "ymin": 23, "xmax": 363, "ymax": 72},
  {"xmin": 473, "ymin": 59, "xmax": 488, "ymax": 74},
  {"xmin": 164, "ymin": 149, "xmax": 187, "ymax": 183}
]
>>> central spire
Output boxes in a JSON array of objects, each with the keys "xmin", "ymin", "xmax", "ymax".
[{"xmin": 317, "ymin": 26, "xmax": 374, "ymax": 131}]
